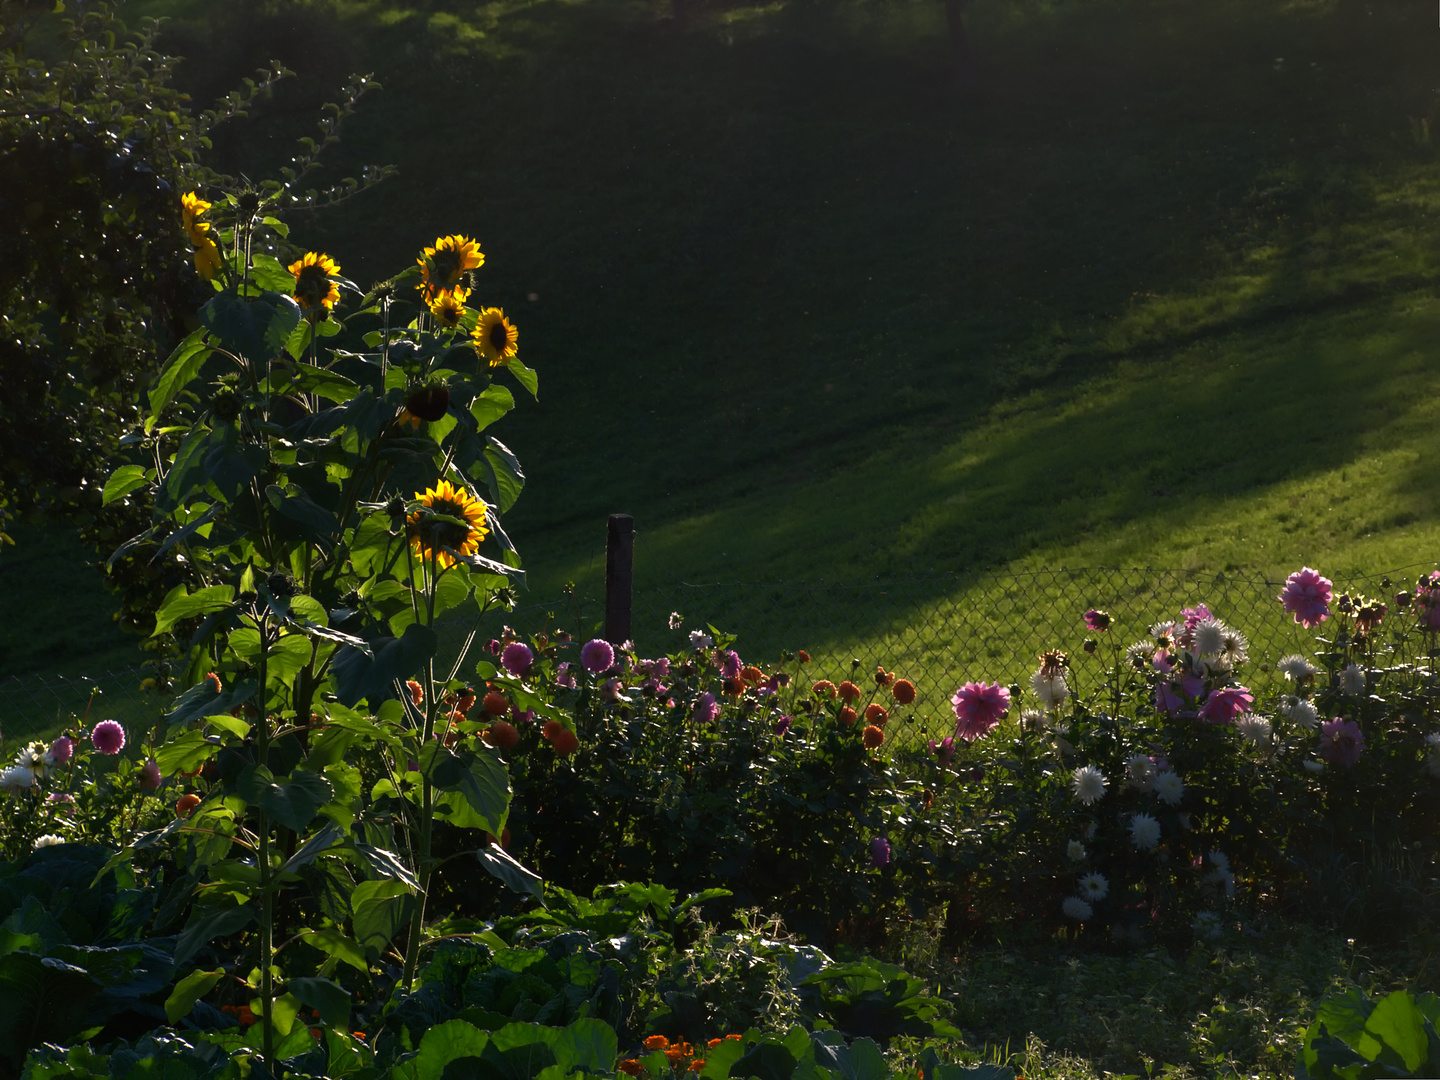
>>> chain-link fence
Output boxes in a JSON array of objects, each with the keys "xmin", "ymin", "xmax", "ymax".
[{"xmin": 3, "ymin": 565, "xmax": 1434, "ymax": 750}]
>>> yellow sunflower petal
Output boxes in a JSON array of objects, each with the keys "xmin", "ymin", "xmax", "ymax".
[
  {"xmin": 406, "ymin": 480, "xmax": 490, "ymax": 570},
  {"xmin": 471, "ymin": 307, "xmax": 518, "ymax": 367}
]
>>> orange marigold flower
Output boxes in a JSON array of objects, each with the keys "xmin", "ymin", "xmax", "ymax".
[
  {"xmin": 406, "ymin": 679, "xmax": 424, "ymax": 707},
  {"xmin": 740, "ymin": 665, "xmax": 765, "ymax": 686},
  {"xmin": 891, "ymin": 679, "xmax": 917, "ymax": 705},
  {"xmin": 838, "ymin": 706, "xmax": 858, "ymax": 727},
  {"xmin": 864, "ymin": 703, "xmax": 888, "ymax": 726},
  {"xmin": 688, "ymin": 1062, "xmax": 705, "ymax": 1073},
  {"xmin": 875, "ymin": 666, "xmax": 894, "ymax": 687},
  {"xmin": 863, "ymin": 724, "xmax": 885, "ymax": 749},
  {"xmin": 483, "ymin": 691, "xmax": 511, "ymax": 716},
  {"xmin": 542, "ymin": 719, "xmax": 563, "ymax": 742},
  {"xmin": 551, "ymin": 728, "xmax": 579, "ymax": 756},
  {"xmin": 619, "ymin": 1061, "xmax": 646, "ymax": 1077},
  {"xmin": 665, "ymin": 1049, "xmax": 685, "ymax": 1065},
  {"xmin": 837, "ymin": 680, "xmax": 862, "ymax": 703},
  {"xmin": 486, "ymin": 720, "xmax": 519, "ymax": 750},
  {"xmin": 176, "ymin": 793, "xmax": 201, "ymax": 817},
  {"xmin": 707, "ymin": 1039, "xmax": 723, "ymax": 1048},
  {"xmin": 722, "ymin": 676, "xmax": 745, "ymax": 697},
  {"xmin": 812, "ymin": 680, "xmax": 836, "ymax": 698},
  {"xmin": 644, "ymin": 1036, "xmax": 669, "ymax": 1051},
  {"xmin": 724, "ymin": 1034, "xmax": 742, "ymax": 1042},
  {"xmin": 797, "ymin": 650, "xmax": 811, "ymax": 663},
  {"xmin": 457, "ymin": 690, "xmax": 477, "ymax": 713}
]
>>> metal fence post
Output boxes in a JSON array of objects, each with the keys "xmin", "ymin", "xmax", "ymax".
[{"xmin": 605, "ymin": 514, "xmax": 634, "ymax": 647}]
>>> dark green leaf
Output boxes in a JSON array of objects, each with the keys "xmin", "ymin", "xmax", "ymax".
[
  {"xmin": 288, "ymin": 976, "xmax": 350, "ymax": 1028},
  {"xmin": 477, "ymin": 845, "xmax": 543, "ymax": 902},
  {"xmin": 173, "ymin": 904, "xmax": 254, "ymax": 968},
  {"xmin": 331, "ymin": 623, "xmax": 438, "ymax": 707},
  {"xmin": 237, "ymin": 765, "xmax": 334, "ymax": 833}
]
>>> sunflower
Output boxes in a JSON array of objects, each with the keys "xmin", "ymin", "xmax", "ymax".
[
  {"xmin": 193, "ymin": 235, "xmax": 223, "ymax": 281},
  {"xmin": 418, "ymin": 234, "xmax": 483, "ymax": 302},
  {"xmin": 428, "ymin": 291, "xmax": 466, "ymax": 329},
  {"xmin": 181, "ymin": 192, "xmax": 212, "ymax": 246},
  {"xmin": 406, "ymin": 480, "xmax": 489, "ymax": 570},
  {"xmin": 472, "ymin": 307, "xmax": 518, "ymax": 366},
  {"xmin": 289, "ymin": 251, "xmax": 341, "ymax": 316}
]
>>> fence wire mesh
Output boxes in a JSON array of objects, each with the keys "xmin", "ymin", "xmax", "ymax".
[{"xmin": 3, "ymin": 565, "xmax": 1434, "ymax": 751}]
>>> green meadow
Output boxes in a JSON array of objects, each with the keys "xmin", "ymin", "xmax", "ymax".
[
  {"xmin": 5, "ymin": 0, "xmax": 1440, "ymax": 702},
  {"xmin": 3, "ymin": 6, "xmax": 1440, "ymax": 1077}
]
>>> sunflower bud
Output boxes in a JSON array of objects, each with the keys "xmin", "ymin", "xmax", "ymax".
[{"xmin": 211, "ymin": 384, "xmax": 241, "ymax": 422}]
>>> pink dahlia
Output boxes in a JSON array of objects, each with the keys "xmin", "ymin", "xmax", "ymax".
[
  {"xmin": 1279, "ymin": 567, "xmax": 1333, "ymax": 629},
  {"xmin": 928, "ymin": 736, "xmax": 957, "ymax": 766},
  {"xmin": 1319, "ymin": 717, "xmax": 1365, "ymax": 766},
  {"xmin": 951, "ymin": 681, "xmax": 1011, "ymax": 742},
  {"xmin": 1418, "ymin": 571, "xmax": 1440, "ymax": 631},
  {"xmin": 1083, "ymin": 609, "xmax": 1111, "ymax": 633},
  {"xmin": 870, "ymin": 836, "xmax": 891, "ymax": 869},
  {"xmin": 139, "ymin": 759, "xmax": 163, "ymax": 791},
  {"xmin": 718, "ymin": 650, "xmax": 742, "ymax": 680},
  {"xmin": 49, "ymin": 736, "xmax": 74, "ymax": 766},
  {"xmin": 1198, "ymin": 685, "xmax": 1254, "ymax": 724},
  {"xmin": 580, "ymin": 638, "xmax": 615, "ymax": 674},
  {"xmin": 91, "ymin": 720, "xmax": 126, "ymax": 755},
  {"xmin": 500, "ymin": 641, "xmax": 535, "ymax": 678},
  {"xmin": 693, "ymin": 691, "xmax": 720, "ymax": 724}
]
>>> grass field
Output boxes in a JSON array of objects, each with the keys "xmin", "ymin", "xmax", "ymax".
[
  {"xmin": 5, "ymin": 0, "xmax": 1439, "ymax": 695},
  {"xmin": 3, "ymin": 6, "xmax": 1440, "ymax": 1074}
]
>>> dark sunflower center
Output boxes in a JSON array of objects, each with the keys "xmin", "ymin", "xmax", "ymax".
[
  {"xmin": 296, "ymin": 266, "xmax": 328, "ymax": 304},
  {"xmin": 433, "ymin": 250, "xmax": 462, "ymax": 283},
  {"xmin": 488, "ymin": 321, "xmax": 508, "ymax": 350},
  {"xmin": 424, "ymin": 498, "xmax": 472, "ymax": 549}
]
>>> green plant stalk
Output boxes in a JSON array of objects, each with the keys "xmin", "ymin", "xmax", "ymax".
[
  {"xmin": 399, "ymin": 546, "xmax": 441, "ymax": 990},
  {"xmin": 254, "ymin": 613, "xmax": 274, "ymax": 1069}
]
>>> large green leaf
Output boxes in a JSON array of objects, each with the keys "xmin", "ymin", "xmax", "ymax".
[
  {"xmin": 173, "ymin": 903, "xmax": 254, "ymax": 968},
  {"xmin": 0, "ymin": 951, "xmax": 101, "ymax": 1070},
  {"xmin": 470, "ymin": 385, "xmax": 515, "ymax": 432},
  {"xmin": 352, "ymin": 880, "xmax": 413, "ymax": 959},
  {"xmin": 153, "ymin": 584, "xmax": 235, "ymax": 638},
  {"xmin": 201, "ymin": 290, "xmax": 301, "ymax": 367},
  {"xmin": 415, "ymin": 1020, "xmax": 491, "ymax": 1080},
  {"xmin": 477, "ymin": 845, "xmax": 543, "ymax": 902},
  {"xmin": 481, "ymin": 438, "xmax": 525, "ymax": 514},
  {"xmin": 147, "ymin": 327, "xmax": 212, "ymax": 427},
  {"xmin": 288, "ymin": 976, "xmax": 350, "ymax": 1028},
  {"xmin": 305, "ymin": 929, "xmax": 368, "ymax": 974},
  {"xmin": 164, "ymin": 968, "xmax": 225, "ymax": 1024},
  {"xmin": 426, "ymin": 745, "xmax": 510, "ymax": 836},
  {"xmin": 1360, "ymin": 991, "xmax": 1429, "ymax": 1073},
  {"xmin": 102, "ymin": 465, "xmax": 149, "ymax": 507},
  {"xmin": 237, "ymin": 765, "xmax": 335, "ymax": 834},
  {"xmin": 331, "ymin": 623, "xmax": 438, "ymax": 707},
  {"xmin": 551, "ymin": 1017, "xmax": 616, "ymax": 1074}
]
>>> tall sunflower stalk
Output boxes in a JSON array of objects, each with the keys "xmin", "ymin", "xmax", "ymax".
[{"xmin": 105, "ymin": 212, "xmax": 540, "ymax": 1070}]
